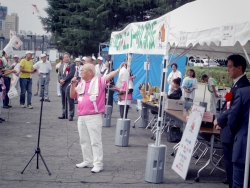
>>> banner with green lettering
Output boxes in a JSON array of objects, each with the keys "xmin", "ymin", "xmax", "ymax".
[{"xmin": 109, "ymin": 14, "xmax": 170, "ymax": 55}]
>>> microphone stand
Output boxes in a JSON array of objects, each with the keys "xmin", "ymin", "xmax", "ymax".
[{"xmin": 21, "ymin": 79, "xmax": 51, "ymax": 175}]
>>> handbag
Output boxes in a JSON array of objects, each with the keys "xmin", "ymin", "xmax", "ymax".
[{"xmin": 8, "ymin": 86, "xmax": 18, "ymax": 99}]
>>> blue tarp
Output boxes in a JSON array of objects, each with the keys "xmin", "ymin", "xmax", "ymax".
[{"xmin": 111, "ymin": 54, "xmax": 187, "ymax": 100}]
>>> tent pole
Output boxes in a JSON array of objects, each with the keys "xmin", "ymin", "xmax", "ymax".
[
  {"xmin": 242, "ymin": 45, "xmax": 250, "ymax": 188},
  {"xmin": 244, "ymin": 109, "xmax": 250, "ymax": 188},
  {"xmin": 155, "ymin": 53, "xmax": 169, "ymax": 146},
  {"xmin": 145, "ymin": 54, "xmax": 150, "ymax": 91},
  {"xmin": 106, "ymin": 56, "xmax": 113, "ymax": 106},
  {"xmin": 242, "ymin": 46, "xmax": 250, "ymax": 67}
]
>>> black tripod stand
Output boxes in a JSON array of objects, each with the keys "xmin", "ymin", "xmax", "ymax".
[{"xmin": 21, "ymin": 81, "xmax": 51, "ymax": 175}]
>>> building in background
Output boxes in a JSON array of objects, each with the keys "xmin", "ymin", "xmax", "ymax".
[{"xmin": 1, "ymin": 13, "xmax": 19, "ymax": 37}]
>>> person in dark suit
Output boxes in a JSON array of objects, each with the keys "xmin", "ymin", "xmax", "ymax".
[
  {"xmin": 214, "ymin": 54, "xmax": 250, "ymax": 188},
  {"xmin": 58, "ymin": 52, "xmax": 76, "ymax": 121},
  {"xmin": 227, "ymin": 86, "xmax": 250, "ymax": 188},
  {"xmin": 102, "ymin": 60, "xmax": 115, "ymax": 107}
]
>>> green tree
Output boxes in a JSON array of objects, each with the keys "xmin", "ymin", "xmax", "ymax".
[{"xmin": 42, "ymin": 0, "xmax": 194, "ymax": 56}]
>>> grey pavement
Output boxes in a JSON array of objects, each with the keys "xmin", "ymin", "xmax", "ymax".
[{"xmin": 0, "ymin": 68, "xmax": 228, "ymax": 188}]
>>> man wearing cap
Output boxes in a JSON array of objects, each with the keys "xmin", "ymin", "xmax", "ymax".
[
  {"xmin": 1, "ymin": 50, "xmax": 13, "ymax": 109},
  {"xmin": 33, "ymin": 54, "xmax": 52, "ymax": 102},
  {"xmin": 11, "ymin": 55, "xmax": 21, "ymax": 92},
  {"xmin": 95, "ymin": 57, "xmax": 105, "ymax": 77},
  {"xmin": 74, "ymin": 58, "xmax": 82, "ymax": 81},
  {"xmin": 56, "ymin": 56, "xmax": 63, "ymax": 97},
  {"xmin": 19, "ymin": 51, "xmax": 36, "ymax": 109},
  {"xmin": 92, "ymin": 56, "xmax": 96, "ymax": 65},
  {"xmin": 58, "ymin": 52, "xmax": 76, "ymax": 121},
  {"xmin": 82, "ymin": 56, "xmax": 86, "ymax": 65}
]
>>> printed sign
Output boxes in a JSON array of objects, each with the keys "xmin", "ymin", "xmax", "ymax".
[
  {"xmin": 10, "ymin": 36, "xmax": 23, "ymax": 49},
  {"xmin": 202, "ymin": 111, "xmax": 213, "ymax": 123},
  {"xmin": 220, "ymin": 24, "xmax": 235, "ymax": 46},
  {"xmin": 144, "ymin": 62, "xmax": 150, "ymax": 70},
  {"xmin": 179, "ymin": 32, "xmax": 187, "ymax": 47},
  {"xmin": 172, "ymin": 105, "xmax": 205, "ymax": 180},
  {"xmin": 109, "ymin": 15, "xmax": 171, "ymax": 55}
]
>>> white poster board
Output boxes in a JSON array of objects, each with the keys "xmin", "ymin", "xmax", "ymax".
[
  {"xmin": 172, "ymin": 105, "xmax": 205, "ymax": 180},
  {"xmin": 144, "ymin": 62, "xmax": 150, "ymax": 70},
  {"xmin": 178, "ymin": 31, "xmax": 187, "ymax": 47},
  {"xmin": 220, "ymin": 24, "xmax": 235, "ymax": 46}
]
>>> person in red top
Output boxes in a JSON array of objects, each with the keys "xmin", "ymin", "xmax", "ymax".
[{"xmin": 70, "ymin": 58, "xmax": 123, "ymax": 173}]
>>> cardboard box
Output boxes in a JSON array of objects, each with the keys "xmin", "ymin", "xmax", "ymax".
[{"xmin": 165, "ymin": 99, "xmax": 184, "ymax": 111}]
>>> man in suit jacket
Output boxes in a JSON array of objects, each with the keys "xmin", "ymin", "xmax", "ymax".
[
  {"xmin": 214, "ymin": 54, "xmax": 250, "ymax": 188},
  {"xmin": 227, "ymin": 86, "xmax": 250, "ymax": 188},
  {"xmin": 58, "ymin": 52, "xmax": 76, "ymax": 121}
]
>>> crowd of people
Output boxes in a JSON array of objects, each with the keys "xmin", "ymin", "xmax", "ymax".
[
  {"xmin": 168, "ymin": 54, "xmax": 250, "ymax": 188},
  {"xmin": 0, "ymin": 51, "xmax": 53, "ymax": 123},
  {"xmin": 1, "ymin": 50, "xmax": 249, "ymax": 185}
]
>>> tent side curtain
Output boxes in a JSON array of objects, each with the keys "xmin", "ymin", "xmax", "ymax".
[{"xmin": 112, "ymin": 54, "xmax": 187, "ymax": 101}]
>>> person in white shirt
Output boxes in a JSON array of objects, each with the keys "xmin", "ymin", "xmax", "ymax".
[
  {"xmin": 167, "ymin": 63, "xmax": 182, "ymax": 95},
  {"xmin": 11, "ymin": 55, "xmax": 20, "ymax": 92},
  {"xmin": 95, "ymin": 57, "xmax": 105, "ymax": 77},
  {"xmin": 55, "ymin": 56, "xmax": 63, "ymax": 96},
  {"xmin": 182, "ymin": 69, "xmax": 198, "ymax": 102},
  {"xmin": 74, "ymin": 58, "xmax": 82, "ymax": 81},
  {"xmin": 202, "ymin": 74, "xmax": 219, "ymax": 114},
  {"xmin": 33, "ymin": 54, "xmax": 52, "ymax": 102}
]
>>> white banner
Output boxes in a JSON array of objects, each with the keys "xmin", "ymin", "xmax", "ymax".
[
  {"xmin": 3, "ymin": 43, "xmax": 13, "ymax": 56},
  {"xmin": 172, "ymin": 105, "xmax": 205, "ymax": 180},
  {"xmin": 109, "ymin": 14, "xmax": 171, "ymax": 55},
  {"xmin": 11, "ymin": 73, "xmax": 19, "ymax": 86},
  {"xmin": 10, "ymin": 36, "xmax": 23, "ymax": 49}
]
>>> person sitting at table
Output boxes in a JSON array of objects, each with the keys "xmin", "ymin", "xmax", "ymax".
[
  {"xmin": 182, "ymin": 69, "xmax": 198, "ymax": 102},
  {"xmin": 168, "ymin": 77, "xmax": 182, "ymax": 100}
]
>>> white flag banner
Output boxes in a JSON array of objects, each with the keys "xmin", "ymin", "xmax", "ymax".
[
  {"xmin": 109, "ymin": 14, "xmax": 171, "ymax": 55},
  {"xmin": 10, "ymin": 30, "xmax": 16, "ymax": 39},
  {"xmin": 10, "ymin": 36, "xmax": 23, "ymax": 49},
  {"xmin": 11, "ymin": 73, "xmax": 19, "ymax": 86},
  {"xmin": 3, "ymin": 42, "xmax": 13, "ymax": 56}
]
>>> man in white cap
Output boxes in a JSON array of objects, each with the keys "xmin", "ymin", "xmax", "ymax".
[
  {"xmin": 74, "ymin": 58, "xmax": 82, "ymax": 81},
  {"xmin": 19, "ymin": 51, "xmax": 36, "ymax": 109},
  {"xmin": 33, "ymin": 54, "xmax": 52, "ymax": 102},
  {"xmin": 82, "ymin": 56, "xmax": 86, "ymax": 65},
  {"xmin": 56, "ymin": 56, "xmax": 63, "ymax": 97},
  {"xmin": 92, "ymin": 56, "xmax": 96, "ymax": 65},
  {"xmin": 11, "ymin": 55, "xmax": 20, "ymax": 91},
  {"xmin": 95, "ymin": 57, "xmax": 105, "ymax": 77}
]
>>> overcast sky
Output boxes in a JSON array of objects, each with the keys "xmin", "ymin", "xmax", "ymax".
[{"xmin": 1, "ymin": 0, "xmax": 48, "ymax": 35}]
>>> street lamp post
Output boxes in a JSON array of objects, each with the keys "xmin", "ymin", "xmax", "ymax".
[
  {"xmin": 42, "ymin": 35, "xmax": 44, "ymax": 53},
  {"xmin": 0, "ymin": 36, "xmax": 5, "ymax": 50}
]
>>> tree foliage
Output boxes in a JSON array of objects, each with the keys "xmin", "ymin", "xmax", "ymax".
[{"xmin": 42, "ymin": 0, "xmax": 194, "ymax": 56}]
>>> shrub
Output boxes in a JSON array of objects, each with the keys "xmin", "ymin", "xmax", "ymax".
[{"xmin": 185, "ymin": 66, "xmax": 250, "ymax": 87}]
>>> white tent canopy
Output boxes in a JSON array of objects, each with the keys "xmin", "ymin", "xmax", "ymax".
[{"xmin": 109, "ymin": 0, "xmax": 250, "ymax": 59}]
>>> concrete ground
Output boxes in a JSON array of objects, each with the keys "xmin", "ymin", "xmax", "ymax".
[{"xmin": 0, "ymin": 69, "xmax": 228, "ymax": 188}]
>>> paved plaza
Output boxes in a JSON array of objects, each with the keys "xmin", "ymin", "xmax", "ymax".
[{"xmin": 0, "ymin": 69, "xmax": 227, "ymax": 188}]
